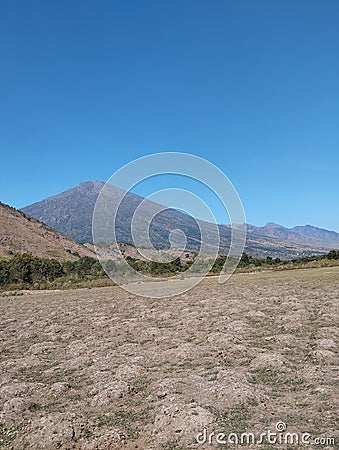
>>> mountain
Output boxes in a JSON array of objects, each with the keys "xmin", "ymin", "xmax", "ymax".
[
  {"xmin": 0, "ymin": 202, "xmax": 95, "ymax": 260},
  {"xmin": 246, "ymin": 222, "xmax": 339, "ymax": 249},
  {"xmin": 22, "ymin": 181, "xmax": 338, "ymax": 259},
  {"xmin": 22, "ymin": 181, "xmax": 207, "ymax": 249},
  {"xmin": 292, "ymin": 224, "xmax": 339, "ymax": 247},
  {"xmin": 22, "ymin": 181, "xmax": 105, "ymax": 243}
]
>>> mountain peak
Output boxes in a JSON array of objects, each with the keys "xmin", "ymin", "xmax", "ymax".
[
  {"xmin": 21, "ymin": 181, "xmax": 109, "ymax": 243},
  {"xmin": 76, "ymin": 180, "xmax": 106, "ymax": 192},
  {"xmin": 265, "ymin": 222, "xmax": 284, "ymax": 228},
  {"xmin": 292, "ymin": 224, "xmax": 317, "ymax": 231},
  {"xmin": 78, "ymin": 180, "xmax": 105, "ymax": 187}
]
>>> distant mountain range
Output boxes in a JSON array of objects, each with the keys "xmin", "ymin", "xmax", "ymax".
[
  {"xmin": 0, "ymin": 201, "xmax": 95, "ymax": 260},
  {"xmin": 246, "ymin": 222, "xmax": 339, "ymax": 248},
  {"xmin": 21, "ymin": 181, "xmax": 339, "ymax": 259}
]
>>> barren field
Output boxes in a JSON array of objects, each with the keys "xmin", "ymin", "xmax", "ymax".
[{"xmin": 0, "ymin": 267, "xmax": 338, "ymax": 449}]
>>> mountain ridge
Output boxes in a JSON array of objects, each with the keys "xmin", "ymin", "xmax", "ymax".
[
  {"xmin": 21, "ymin": 181, "xmax": 339, "ymax": 258},
  {"xmin": 246, "ymin": 222, "xmax": 339, "ymax": 248}
]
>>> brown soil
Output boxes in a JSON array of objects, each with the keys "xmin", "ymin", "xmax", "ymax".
[
  {"xmin": 0, "ymin": 202, "xmax": 95, "ymax": 260},
  {"xmin": 0, "ymin": 267, "xmax": 338, "ymax": 449}
]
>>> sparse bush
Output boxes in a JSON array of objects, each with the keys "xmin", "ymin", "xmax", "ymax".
[{"xmin": 328, "ymin": 249, "xmax": 339, "ymax": 259}]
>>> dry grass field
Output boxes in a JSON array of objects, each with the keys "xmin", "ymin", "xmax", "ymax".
[{"xmin": 0, "ymin": 266, "xmax": 338, "ymax": 449}]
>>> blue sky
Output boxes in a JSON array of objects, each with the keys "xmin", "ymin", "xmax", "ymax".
[{"xmin": 0, "ymin": 0, "xmax": 338, "ymax": 230}]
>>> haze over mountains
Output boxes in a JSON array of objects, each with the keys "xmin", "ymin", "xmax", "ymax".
[{"xmin": 21, "ymin": 181, "xmax": 339, "ymax": 259}]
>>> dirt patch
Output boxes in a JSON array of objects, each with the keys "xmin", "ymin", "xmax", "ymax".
[{"xmin": 0, "ymin": 266, "xmax": 338, "ymax": 448}]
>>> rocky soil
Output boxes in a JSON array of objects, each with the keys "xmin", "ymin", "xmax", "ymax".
[{"xmin": 0, "ymin": 267, "xmax": 338, "ymax": 449}]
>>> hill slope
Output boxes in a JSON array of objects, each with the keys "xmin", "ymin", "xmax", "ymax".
[{"xmin": 0, "ymin": 202, "xmax": 95, "ymax": 260}]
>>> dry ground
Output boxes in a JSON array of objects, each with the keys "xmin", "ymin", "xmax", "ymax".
[{"xmin": 0, "ymin": 267, "xmax": 338, "ymax": 449}]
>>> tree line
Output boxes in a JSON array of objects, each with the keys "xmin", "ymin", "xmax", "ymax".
[
  {"xmin": 0, "ymin": 254, "xmax": 106, "ymax": 289},
  {"xmin": 0, "ymin": 250, "xmax": 338, "ymax": 289}
]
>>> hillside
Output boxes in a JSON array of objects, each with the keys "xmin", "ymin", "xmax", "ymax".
[
  {"xmin": 22, "ymin": 181, "xmax": 338, "ymax": 259},
  {"xmin": 0, "ymin": 202, "xmax": 95, "ymax": 260}
]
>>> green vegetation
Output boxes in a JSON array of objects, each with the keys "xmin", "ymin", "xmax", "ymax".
[
  {"xmin": 0, "ymin": 424, "xmax": 20, "ymax": 447},
  {"xmin": 0, "ymin": 254, "xmax": 107, "ymax": 290},
  {"xmin": 215, "ymin": 402, "xmax": 252, "ymax": 435},
  {"xmin": 326, "ymin": 249, "xmax": 339, "ymax": 259},
  {"xmin": 210, "ymin": 250, "xmax": 339, "ymax": 273},
  {"xmin": 161, "ymin": 440, "xmax": 186, "ymax": 450},
  {"xmin": 0, "ymin": 250, "xmax": 338, "ymax": 291},
  {"xmin": 126, "ymin": 256, "xmax": 186, "ymax": 275}
]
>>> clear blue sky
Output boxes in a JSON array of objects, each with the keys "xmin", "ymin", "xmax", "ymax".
[{"xmin": 0, "ymin": 0, "xmax": 338, "ymax": 230}]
